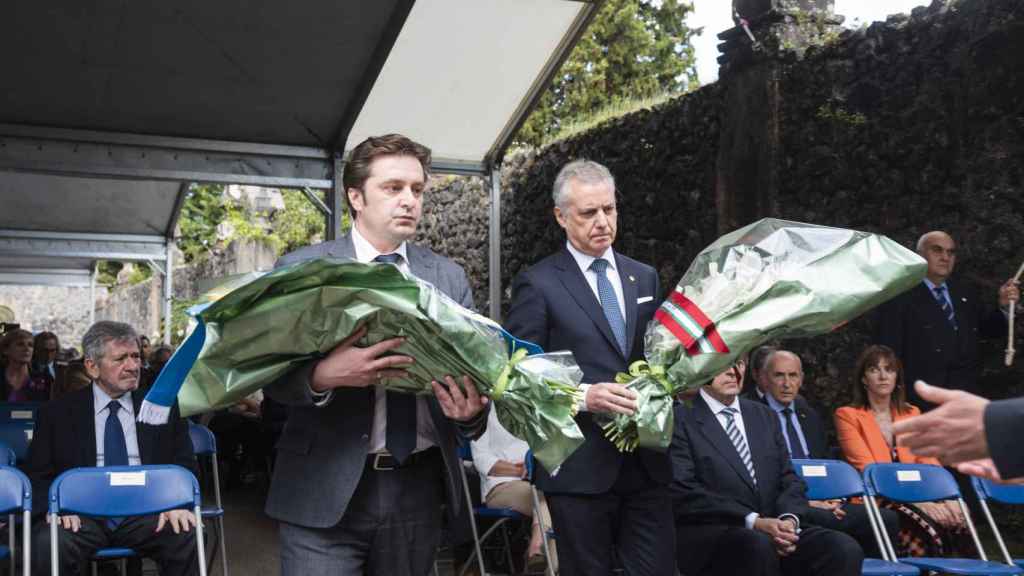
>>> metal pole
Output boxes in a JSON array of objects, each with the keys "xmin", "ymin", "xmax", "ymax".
[
  {"xmin": 327, "ymin": 155, "xmax": 345, "ymax": 241},
  {"xmin": 89, "ymin": 263, "xmax": 97, "ymax": 326},
  {"xmin": 488, "ymin": 167, "xmax": 502, "ymax": 321},
  {"xmin": 163, "ymin": 243, "xmax": 173, "ymax": 345}
]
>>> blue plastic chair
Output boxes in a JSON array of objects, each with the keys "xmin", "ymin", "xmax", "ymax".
[
  {"xmin": 862, "ymin": 463, "xmax": 1022, "ymax": 575},
  {"xmin": 971, "ymin": 476, "xmax": 1024, "ymax": 569},
  {"xmin": 188, "ymin": 422, "xmax": 228, "ymax": 576},
  {"xmin": 0, "ymin": 403, "xmax": 40, "ymax": 424},
  {"xmin": 0, "ymin": 422, "xmax": 33, "ymax": 463},
  {"xmin": 456, "ymin": 443, "xmax": 528, "ymax": 576},
  {"xmin": 791, "ymin": 459, "xmax": 919, "ymax": 575},
  {"xmin": 0, "ymin": 465, "xmax": 32, "ymax": 576},
  {"xmin": 47, "ymin": 465, "xmax": 207, "ymax": 576}
]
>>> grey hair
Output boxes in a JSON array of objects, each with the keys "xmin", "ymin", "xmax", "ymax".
[
  {"xmin": 764, "ymin": 350, "xmax": 803, "ymax": 374},
  {"xmin": 82, "ymin": 321, "xmax": 138, "ymax": 362},
  {"xmin": 552, "ymin": 159, "xmax": 616, "ymax": 209},
  {"xmin": 916, "ymin": 231, "xmax": 952, "ymax": 253}
]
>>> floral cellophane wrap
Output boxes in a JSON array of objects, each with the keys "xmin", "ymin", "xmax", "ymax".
[
  {"xmin": 171, "ymin": 258, "xmax": 585, "ymax": 471},
  {"xmin": 602, "ymin": 219, "xmax": 927, "ymax": 451}
]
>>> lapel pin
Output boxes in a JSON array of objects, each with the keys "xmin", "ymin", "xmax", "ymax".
[
  {"xmin": 962, "ymin": 297, "xmax": 967, "ymax": 302},
  {"xmin": 629, "ymin": 275, "xmax": 636, "ymax": 282}
]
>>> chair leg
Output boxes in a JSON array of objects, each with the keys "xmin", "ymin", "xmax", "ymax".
[
  {"xmin": 119, "ymin": 558, "xmax": 126, "ymax": 576},
  {"xmin": 9, "ymin": 513, "xmax": 14, "ymax": 576},
  {"xmin": 217, "ymin": 517, "xmax": 228, "ymax": 576},
  {"xmin": 500, "ymin": 522, "xmax": 515, "ymax": 575},
  {"xmin": 91, "ymin": 561, "xmax": 98, "ymax": 576}
]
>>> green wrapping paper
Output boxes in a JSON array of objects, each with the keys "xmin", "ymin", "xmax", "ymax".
[
  {"xmin": 176, "ymin": 258, "xmax": 585, "ymax": 470},
  {"xmin": 602, "ymin": 218, "xmax": 928, "ymax": 451}
]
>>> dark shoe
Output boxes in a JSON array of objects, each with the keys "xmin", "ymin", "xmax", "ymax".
[{"xmin": 525, "ymin": 552, "xmax": 547, "ymax": 573}]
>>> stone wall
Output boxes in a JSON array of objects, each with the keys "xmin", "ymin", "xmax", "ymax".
[{"xmin": 0, "ymin": 285, "xmax": 103, "ymax": 347}]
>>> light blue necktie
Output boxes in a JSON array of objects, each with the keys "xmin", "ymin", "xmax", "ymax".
[{"xmin": 590, "ymin": 258, "xmax": 627, "ymax": 356}]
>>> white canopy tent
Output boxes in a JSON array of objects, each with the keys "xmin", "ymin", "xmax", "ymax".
[{"xmin": 0, "ymin": 0, "xmax": 602, "ymax": 340}]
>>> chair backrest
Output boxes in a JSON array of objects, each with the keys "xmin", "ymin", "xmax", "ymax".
[
  {"xmin": 791, "ymin": 459, "xmax": 865, "ymax": 500},
  {"xmin": 0, "ymin": 465, "xmax": 31, "ymax": 514},
  {"xmin": 972, "ymin": 476, "xmax": 1024, "ymax": 505},
  {"xmin": 0, "ymin": 422, "xmax": 33, "ymax": 461},
  {"xmin": 188, "ymin": 422, "xmax": 217, "ymax": 456},
  {"xmin": 863, "ymin": 463, "xmax": 960, "ymax": 503},
  {"xmin": 49, "ymin": 465, "xmax": 200, "ymax": 517},
  {"xmin": 0, "ymin": 441, "xmax": 16, "ymax": 466},
  {"xmin": 0, "ymin": 403, "xmax": 39, "ymax": 424}
]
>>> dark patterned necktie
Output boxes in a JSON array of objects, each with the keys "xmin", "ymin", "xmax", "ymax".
[
  {"xmin": 781, "ymin": 407, "xmax": 808, "ymax": 460},
  {"xmin": 933, "ymin": 285, "xmax": 957, "ymax": 330},
  {"xmin": 374, "ymin": 253, "xmax": 417, "ymax": 464}
]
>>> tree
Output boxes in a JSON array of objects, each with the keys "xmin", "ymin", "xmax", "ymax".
[
  {"xmin": 516, "ymin": 0, "xmax": 700, "ymax": 146},
  {"xmin": 177, "ymin": 184, "xmax": 229, "ymax": 263}
]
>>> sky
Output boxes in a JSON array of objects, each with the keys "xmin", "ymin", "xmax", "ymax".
[{"xmin": 687, "ymin": 0, "xmax": 930, "ymax": 85}]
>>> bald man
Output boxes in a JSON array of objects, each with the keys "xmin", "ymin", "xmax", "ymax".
[{"xmin": 874, "ymin": 231, "xmax": 1019, "ymax": 410}]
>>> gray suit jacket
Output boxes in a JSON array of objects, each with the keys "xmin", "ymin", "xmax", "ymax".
[{"xmin": 263, "ymin": 233, "xmax": 487, "ymax": 528}]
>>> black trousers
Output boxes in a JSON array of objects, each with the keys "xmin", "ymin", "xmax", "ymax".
[
  {"xmin": 804, "ymin": 502, "xmax": 900, "ymax": 558},
  {"xmin": 31, "ymin": 514, "xmax": 199, "ymax": 576},
  {"xmin": 279, "ymin": 448, "xmax": 445, "ymax": 576},
  {"xmin": 693, "ymin": 524, "xmax": 863, "ymax": 576},
  {"xmin": 546, "ymin": 453, "xmax": 675, "ymax": 576}
]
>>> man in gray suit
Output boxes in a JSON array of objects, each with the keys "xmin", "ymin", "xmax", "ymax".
[{"xmin": 264, "ymin": 134, "xmax": 489, "ymax": 576}]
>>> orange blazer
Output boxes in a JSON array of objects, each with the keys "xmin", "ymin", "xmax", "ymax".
[{"xmin": 834, "ymin": 405, "xmax": 941, "ymax": 472}]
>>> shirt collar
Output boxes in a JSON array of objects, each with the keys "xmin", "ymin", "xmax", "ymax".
[
  {"xmin": 765, "ymin": 393, "xmax": 792, "ymax": 413},
  {"xmin": 923, "ymin": 278, "xmax": 946, "ymax": 292},
  {"xmin": 351, "ymin": 224, "xmax": 409, "ymax": 265},
  {"xmin": 565, "ymin": 241, "xmax": 616, "ymax": 274},
  {"xmin": 93, "ymin": 383, "xmax": 133, "ymax": 416},
  {"xmin": 700, "ymin": 387, "xmax": 740, "ymax": 416}
]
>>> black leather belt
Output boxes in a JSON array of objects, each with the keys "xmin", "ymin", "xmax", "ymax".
[{"xmin": 367, "ymin": 447, "xmax": 439, "ymax": 471}]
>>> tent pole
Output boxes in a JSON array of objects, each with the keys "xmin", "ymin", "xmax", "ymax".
[
  {"xmin": 163, "ymin": 243, "xmax": 173, "ymax": 345},
  {"xmin": 488, "ymin": 167, "xmax": 502, "ymax": 322}
]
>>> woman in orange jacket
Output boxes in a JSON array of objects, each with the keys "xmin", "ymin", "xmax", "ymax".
[{"xmin": 835, "ymin": 345, "xmax": 969, "ymax": 558}]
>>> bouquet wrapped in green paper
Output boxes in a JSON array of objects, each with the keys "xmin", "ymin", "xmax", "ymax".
[
  {"xmin": 143, "ymin": 259, "xmax": 585, "ymax": 471},
  {"xmin": 601, "ymin": 218, "xmax": 927, "ymax": 451}
]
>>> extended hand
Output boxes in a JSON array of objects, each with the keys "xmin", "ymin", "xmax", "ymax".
[
  {"xmin": 311, "ymin": 325, "xmax": 414, "ymax": 392},
  {"xmin": 754, "ymin": 517, "xmax": 799, "ymax": 556},
  {"xmin": 433, "ymin": 375, "xmax": 488, "ymax": 422},
  {"xmin": 891, "ymin": 381, "xmax": 989, "ymax": 465},
  {"xmin": 957, "ymin": 458, "xmax": 1024, "ymax": 485},
  {"xmin": 586, "ymin": 383, "xmax": 638, "ymax": 415},
  {"xmin": 998, "ymin": 278, "xmax": 1020, "ymax": 308},
  {"xmin": 156, "ymin": 509, "xmax": 197, "ymax": 534}
]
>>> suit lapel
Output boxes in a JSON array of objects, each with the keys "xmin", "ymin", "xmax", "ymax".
[
  {"xmin": 618, "ymin": 254, "xmax": 640, "ymax": 357},
  {"xmin": 325, "ymin": 234, "xmax": 357, "ymax": 260},
  {"xmin": 77, "ymin": 386, "xmax": 98, "ymax": 465},
  {"xmin": 694, "ymin": 396, "xmax": 756, "ymax": 494},
  {"xmin": 407, "ymin": 244, "xmax": 439, "ymax": 285},
  {"xmin": 132, "ymin": 391, "xmax": 148, "ymax": 464},
  {"xmin": 744, "ymin": 405, "xmax": 774, "ymax": 490},
  {"xmin": 554, "ymin": 248, "xmax": 623, "ymax": 358}
]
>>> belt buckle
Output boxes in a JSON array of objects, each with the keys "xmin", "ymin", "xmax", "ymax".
[{"xmin": 373, "ymin": 453, "xmax": 396, "ymax": 471}]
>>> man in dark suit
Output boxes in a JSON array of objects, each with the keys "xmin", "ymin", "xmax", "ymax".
[
  {"xmin": 760, "ymin": 349, "xmax": 898, "ymax": 557},
  {"xmin": 671, "ymin": 359, "xmax": 863, "ymax": 576},
  {"xmin": 875, "ymin": 231, "xmax": 1018, "ymax": 409},
  {"xmin": 25, "ymin": 321, "xmax": 198, "ymax": 576},
  {"xmin": 263, "ymin": 134, "xmax": 488, "ymax": 576},
  {"xmin": 503, "ymin": 160, "xmax": 673, "ymax": 576}
]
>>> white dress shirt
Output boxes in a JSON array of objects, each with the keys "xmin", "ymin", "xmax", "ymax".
[
  {"xmin": 471, "ymin": 408, "xmax": 528, "ymax": 501},
  {"xmin": 93, "ymin": 385, "xmax": 141, "ymax": 466},
  {"xmin": 350, "ymin": 225, "xmax": 437, "ymax": 455},
  {"xmin": 566, "ymin": 241, "xmax": 627, "ymax": 411}
]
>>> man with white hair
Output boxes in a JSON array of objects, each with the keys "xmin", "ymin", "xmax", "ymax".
[{"xmin": 874, "ymin": 231, "xmax": 1019, "ymax": 409}]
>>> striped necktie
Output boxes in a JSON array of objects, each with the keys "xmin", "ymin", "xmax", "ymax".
[
  {"xmin": 933, "ymin": 285, "xmax": 957, "ymax": 330},
  {"xmin": 723, "ymin": 407, "xmax": 756, "ymax": 485},
  {"xmin": 590, "ymin": 258, "xmax": 627, "ymax": 356}
]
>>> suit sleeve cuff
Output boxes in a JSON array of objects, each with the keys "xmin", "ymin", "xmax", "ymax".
[{"xmin": 745, "ymin": 512, "xmax": 759, "ymax": 530}]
